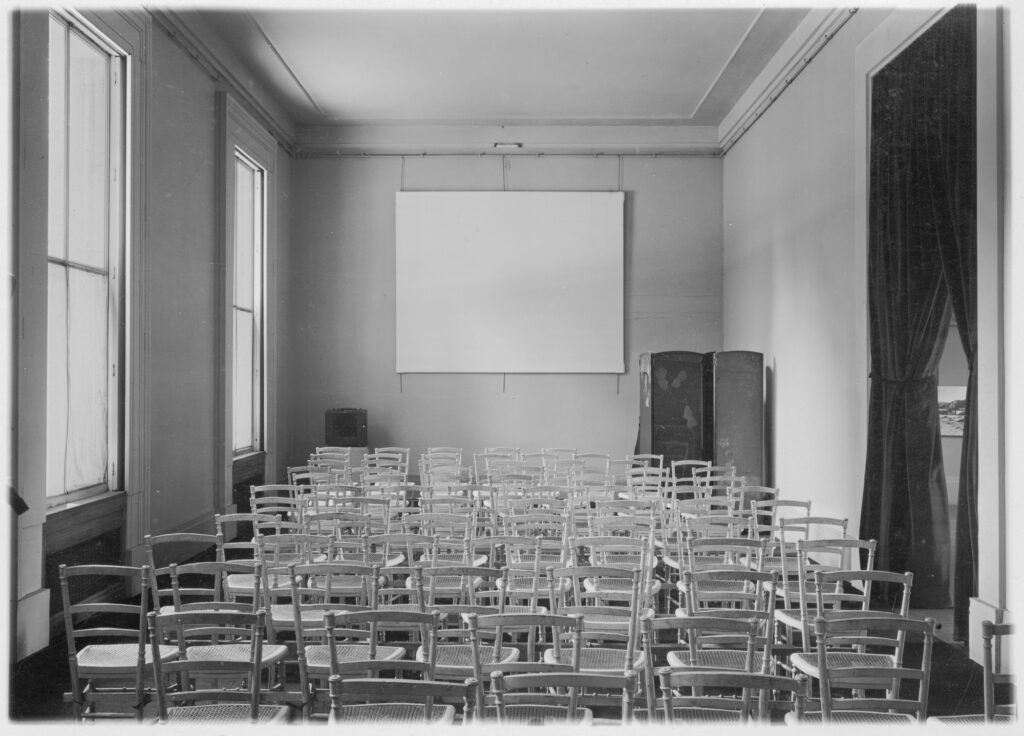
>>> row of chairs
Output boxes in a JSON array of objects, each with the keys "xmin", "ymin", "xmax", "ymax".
[
  {"xmin": 65, "ymin": 559, "xmax": 984, "ymax": 724},
  {"xmin": 295, "ymin": 444, "xmax": 751, "ymax": 490}
]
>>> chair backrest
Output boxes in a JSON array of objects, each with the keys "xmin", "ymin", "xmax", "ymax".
[
  {"xmin": 812, "ymin": 614, "xmax": 936, "ymax": 722},
  {"xmin": 471, "ymin": 611, "xmax": 584, "ymax": 668},
  {"xmin": 749, "ymin": 498, "xmax": 812, "ymax": 541},
  {"xmin": 491, "ymin": 669, "xmax": 637, "ymax": 724},
  {"xmin": 678, "ymin": 569, "xmax": 778, "ymax": 672},
  {"xmin": 728, "ymin": 485, "xmax": 778, "ymax": 519},
  {"xmin": 686, "ymin": 535, "xmax": 766, "ymax": 573},
  {"xmin": 214, "ymin": 512, "xmax": 281, "ymax": 562},
  {"xmin": 148, "ymin": 608, "xmax": 270, "ymax": 722},
  {"xmin": 628, "ymin": 453, "xmax": 664, "ymax": 468},
  {"xmin": 784, "ymin": 538, "xmax": 878, "ymax": 650},
  {"xmin": 549, "ymin": 564, "xmax": 644, "ymax": 660},
  {"xmin": 656, "ymin": 669, "xmax": 807, "ymax": 722},
  {"xmin": 813, "ymin": 569, "xmax": 913, "ymax": 617},
  {"xmin": 144, "ymin": 532, "xmax": 221, "ymax": 612},
  {"xmin": 670, "ymin": 459, "xmax": 712, "ymax": 483},
  {"xmin": 576, "ymin": 452, "xmax": 610, "ymax": 474},
  {"xmin": 983, "ymin": 619, "xmax": 1015, "ymax": 720},
  {"xmin": 420, "ymin": 564, "xmax": 505, "ymax": 608},
  {"xmin": 404, "ymin": 510, "xmax": 473, "ymax": 539},
  {"xmin": 168, "ymin": 559, "xmax": 264, "ymax": 612},
  {"xmin": 778, "ymin": 515, "xmax": 849, "ymax": 546},
  {"xmin": 693, "ymin": 464, "xmax": 736, "ymax": 480}
]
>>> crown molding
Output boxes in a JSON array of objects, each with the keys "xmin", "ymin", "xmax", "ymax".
[
  {"xmin": 294, "ymin": 123, "xmax": 722, "ymax": 157},
  {"xmin": 149, "ymin": 8, "xmax": 298, "ymax": 153},
  {"xmin": 718, "ymin": 7, "xmax": 859, "ymax": 155}
]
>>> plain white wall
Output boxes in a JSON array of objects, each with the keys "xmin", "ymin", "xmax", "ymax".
[
  {"xmin": 721, "ymin": 8, "xmax": 891, "ymax": 524},
  {"xmin": 283, "ymin": 153, "xmax": 723, "ymax": 472}
]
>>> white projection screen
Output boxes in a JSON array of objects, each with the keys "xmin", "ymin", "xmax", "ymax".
[{"xmin": 396, "ymin": 191, "xmax": 625, "ymax": 373}]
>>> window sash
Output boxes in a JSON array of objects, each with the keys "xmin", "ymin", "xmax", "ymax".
[
  {"xmin": 232, "ymin": 150, "xmax": 265, "ymax": 455},
  {"xmin": 46, "ymin": 12, "xmax": 124, "ymax": 502}
]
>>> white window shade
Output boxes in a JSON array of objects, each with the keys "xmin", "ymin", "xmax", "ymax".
[{"xmin": 395, "ymin": 191, "xmax": 625, "ymax": 374}]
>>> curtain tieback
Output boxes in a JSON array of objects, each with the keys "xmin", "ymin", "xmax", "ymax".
[{"xmin": 869, "ymin": 373, "xmax": 936, "ymax": 386}]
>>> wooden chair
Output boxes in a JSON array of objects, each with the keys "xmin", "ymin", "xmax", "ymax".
[
  {"xmin": 639, "ymin": 613, "xmax": 760, "ymax": 719},
  {"xmin": 416, "ymin": 579, "xmax": 519, "ymax": 692},
  {"xmin": 788, "ymin": 614, "xmax": 936, "ymax": 723},
  {"xmin": 673, "ymin": 568, "xmax": 778, "ymax": 674},
  {"xmin": 490, "ymin": 669, "xmax": 638, "ymax": 724},
  {"xmin": 929, "ymin": 620, "xmax": 1016, "ymax": 724},
  {"xmin": 774, "ymin": 538, "xmax": 878, "ymax": 650},
  {"xmin": 60, "ymin": 564, "xmax": 176, "ymax": 721},
  {"xmin": 468, "ymin": 612, "xmax": 583, "ymax": 714},
  {"xmin": 287, "ymin": 562, "xmax": 379, "ymax": 719},
  {"xmin": 657, "ymin": 668, "xmax": 806, "ymax": 723},
  {"xmin": 325, "ymin": 609, "xmax": 438, "ymax": 675},
  {"xmin": 165, "ymin": 561, "xmax": 289, "ymax": 694},
  {"xmin": 546, "ymin": 564, "xmax": 646, "ymax": 674},
  {"xmin": 147, "ymin": 608, "xmax": 290, "ymax": 723}
]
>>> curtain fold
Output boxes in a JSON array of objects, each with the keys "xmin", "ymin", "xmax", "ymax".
[
  {"xmin": 861, "ymin": 6, "xmax": 978, "ymax": 608},
  {"xmin": 921, "ymin": 5, "xmax": 977, "ymax": 640}
]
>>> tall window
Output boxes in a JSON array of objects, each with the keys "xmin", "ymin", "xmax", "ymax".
[
  {"xmin": 46, "ymin": 13, "xmax": 125, "ymax": 503},
  {"xmin": 232, "ymin": 149, "xmax": 265, "ymax": 454}
]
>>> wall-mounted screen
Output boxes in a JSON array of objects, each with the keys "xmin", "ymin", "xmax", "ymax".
[{"xmin": 396, "ymin": 191, "xmax": 625, "ymax": 373}]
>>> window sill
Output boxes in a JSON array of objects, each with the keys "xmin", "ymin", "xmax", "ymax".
[
  {"xmin": 44, "ymin": 491, "xmax": 126, "ymax": 555},
  {"xmin": 233, "ymin": 451, "xmax": 266, "ymax": 486}
]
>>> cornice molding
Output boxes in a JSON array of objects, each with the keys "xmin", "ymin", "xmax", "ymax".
[
  {"xmin": 294, "ymin": 123, "xmax": 723, "ymax": 157},
  {"xmin": 718, "ymin": 7, "xmax": 859, "ymax": 155},
  {"xmin": 148, "ymin": 8, "xmax": 298, "ymax": 153}
]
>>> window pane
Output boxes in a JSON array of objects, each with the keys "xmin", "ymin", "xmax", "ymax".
[
  {"xmin": 67, "ymin": 30, "xmax": 109, "ymax": 270},
  {"xmin": 46, "ymin": 264, "xmax": 69, "ymax": 496},
  {"xmin": 233, "ymin": 309, "xmax": 254, "ymax": 451},
  {"xmin": 234, "ymin": 158, "xmax": 255, "ymax": 310},
  {"xmin": 66, "ymin": 269, "xmax": 109, "ymax": 490},
  {"xmin": 48, "ymin": 16, "xmax": 67, "ymax": 260}
]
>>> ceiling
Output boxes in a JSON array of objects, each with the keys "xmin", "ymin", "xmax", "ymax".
[{"xmin": 197, "ymin": 6, "xmax": 811, "ymax": 130}]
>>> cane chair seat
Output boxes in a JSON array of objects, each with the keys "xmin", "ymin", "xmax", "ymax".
[
  {"xmin": 183, "ymin": 641, "xmax": 289, "ymax": 668},
  {"xmin": 662, "ymin": 707, "xmax": 744, "ymax": 722},
  {"xmin": 304, "ymin": 643, "xmax": 405, "ymax": 671},
  {"xmin": 930, "ymin": 714, "xmax": 1015, "ymax": 725},
  {"xmin": 76, "ymin": 641, "xmax": 177, "ymax": 672},
  {"xmin": 332, "ymin": 703, "xmax": 456, "ymax": 723},
  {"xmin": 584, "ymin": 576, "xmax": 662, "ymax": 598},
  {"xmin": 789, "ymin": 649, "xmax": 897, "ymax": 678},
  {"xmin": 796, "ymin": 711, "xmax": 915, "ymax": 724},
  {"xmin": 165, "ymin": 704, "xmax": 290, "ymax": 723},
  {"xmin": 482, "ymin": 705, "xmax": 593, "ymax": 724},
  {"xmin": 545, "ymin": 646, "xmax": 645, "ymax": 672},
  {"xmin": 424, "ymin": 642, "xmax": 520, "ymax": 677},
  {"xmin": 666, "ymin": 649, "xmax": 768, "ymax": 672},
  {"xmin": 267, "ymin": 603, "xmax": 326, "ymax": 629}
]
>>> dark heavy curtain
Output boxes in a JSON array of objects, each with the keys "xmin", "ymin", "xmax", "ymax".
[
  {"xmin": 922, "ymin": 6, "xmax": 977, "ymax": 640},
  {"xmin": 862, "ymin": 7, "xmax": 976, "ymax": 609}
]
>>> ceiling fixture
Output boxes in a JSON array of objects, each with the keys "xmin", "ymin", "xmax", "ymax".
[{"xmin": 493, "ymin": 142, "xmax": 523, "ymax": 149}]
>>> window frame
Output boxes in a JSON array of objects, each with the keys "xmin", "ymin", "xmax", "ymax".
[
  {"xmin": 231, "ymin": 146, "xmax": 266, "ymax": 456},
  {"xmin": 44, "ymin": 10, "xmax": 128, "ymax": 509},
  {"xmin": 217, "ymin": 91, "xmax": 277, "ymax": 511}
]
